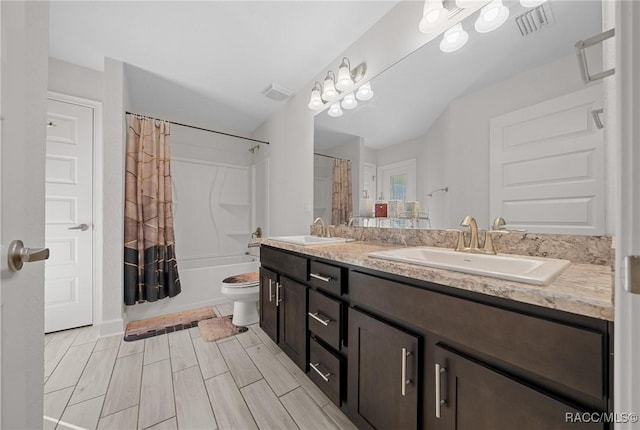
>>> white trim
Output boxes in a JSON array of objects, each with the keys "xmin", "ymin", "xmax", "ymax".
[
  {"xmin": 615, "ymin": 0, "xmax": 640, "ymax": 418},
  {"xmin": 377, "ymin": 159, "xmax": 417, "ymax": 201},
  {"xmin": 47, "ymin": 91, "xmax": 104, "ymax": 328},
  {"xmin": 97, "ymin": 318, "xmax": 124, "ymax": 338}
]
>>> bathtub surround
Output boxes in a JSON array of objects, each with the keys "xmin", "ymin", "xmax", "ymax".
[
  {"xmin": 124, "ymin": 115, "xmax": 181, "ymax": 305},
  {"xmin": 310, "ymin": 225, "xmax": 614, "ymax": 267}
]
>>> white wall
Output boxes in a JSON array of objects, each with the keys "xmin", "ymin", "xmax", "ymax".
[
  {"xmin": 48, "ymin": 57, "xmax": 102, "ymax": 102},
  {"xmin": 254, "ymin": 1, "xmax": 484, "ymax": 234}
]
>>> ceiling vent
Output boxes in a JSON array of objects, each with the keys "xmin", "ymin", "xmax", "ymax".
[
  {"xmin": 262, "ymin": 83, "xmax": 292, "ymax": 102},
  {"xmin": 515, "ymin": 3, "xmax": 554, "ymax": 37}
]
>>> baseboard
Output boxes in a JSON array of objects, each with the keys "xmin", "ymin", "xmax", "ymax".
[
  {"xmin": 98, "ymin": 318, "xmax": 125, "ymax": 337},
  {"xmin": 123, "ymin": 297, "xmax": 232, "ymax": 324}
]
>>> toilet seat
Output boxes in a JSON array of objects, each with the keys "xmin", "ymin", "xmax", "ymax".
[{"xmin": 222, "ymin": 272, "xmax": 259, "ymax": 288}]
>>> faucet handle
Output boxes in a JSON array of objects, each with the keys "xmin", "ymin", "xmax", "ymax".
[
  {"xmin": 446, "ymin": 229, "xmax": 467, "ymax": 252},
  {"xmin": 483, "ymin": 229, "xmax": 509, "ymax": 254},
  {"xmin": 491, "ymin": 217, "xmax": 507, "ymax": 230}
]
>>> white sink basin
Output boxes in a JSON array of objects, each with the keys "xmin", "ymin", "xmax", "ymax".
[
  {"xmin": 368, "ymin": 246, "xmax": 570, "ymax": 286},
  {"xmin": 269, "ymin": 235, "xmax": 353, "ymax": 246}
]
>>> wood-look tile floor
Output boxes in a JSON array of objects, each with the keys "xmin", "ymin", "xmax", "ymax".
[{"xmin": 44, "ymin": 304, "xmax": 357, "ymax": 430}]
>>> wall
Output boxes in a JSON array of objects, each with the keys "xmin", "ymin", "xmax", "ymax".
[
  {"xmin": 253, "ymin": 1, "xmax": 485, "ymax": 236},
  {"xmin": 48, "ymin": 57, "xmax": 102, "ymax": 101}
]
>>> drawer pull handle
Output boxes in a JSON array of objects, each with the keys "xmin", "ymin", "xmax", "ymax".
[
  {"xmin": 309, "ymin": 362, "xmax": 331, "ymax": 382},
  {"xmin": 310, "ymin": 273, "xmax": 332, "ymax": 282},
  {"xmin": 401, "ymin": 348, "xmax": 412, "ymax": 396},
  {"xmin": 308, "ymin": 312, "xmax": 331, "ymax": 326},
  {"xmin": 435, "ymin": 363, "xmax": 446, "ymax": 418}
]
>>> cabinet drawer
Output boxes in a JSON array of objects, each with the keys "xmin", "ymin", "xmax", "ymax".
[
  {"xmin": 309, "ymin": 261, "xmax": 344, "ymax": 296},
  {"xmin": 350, "ymin": 271, "xmax": 605, "ymax": 402},
  {"xmin": 308, "ymin": 289, "xmax": 342, "ymax": 350},
  {"xmin": 309, "ymin": 337, "xmax": 342, "ymax": 406},
  {"xmin": 261, "ymin": 246, "xmax": 307, "ymax": 282}
]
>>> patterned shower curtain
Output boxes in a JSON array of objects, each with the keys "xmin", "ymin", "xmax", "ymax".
[
  {"xmin": 124, "ymin": 115, "xmax": 181, "ymax": 305},
  {"xmin": 331, "ymin": 158, "xmax": 353, "ymax": 225}
]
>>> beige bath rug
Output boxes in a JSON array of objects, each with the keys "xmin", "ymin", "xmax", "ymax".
[
  {"xmin": 124, "ymin": 307, "xmax": 216, "ymax": 342},
  {"xmin": 198, "ymin": 316, "xmax": 248, "ymax": 342}
]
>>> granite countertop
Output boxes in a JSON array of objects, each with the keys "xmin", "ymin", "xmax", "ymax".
[{"xmin": 260, "ymin": 239, "xmax": 614, "ymax": 321}]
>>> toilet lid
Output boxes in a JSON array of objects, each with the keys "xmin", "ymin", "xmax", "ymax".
[{"xmin": 222, "ymin": 271, "xmax": 259, "ymax": 288}]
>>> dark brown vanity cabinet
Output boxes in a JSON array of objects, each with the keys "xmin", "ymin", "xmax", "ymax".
[
  {"xmin": 259, "ymin": 247, "xmax": 308, "ymax": 370},
  {"xmin": 348, "ymin": 309, "xmax": 420, "ymax": 430},
  {"xmin": 433, "ymin": 344, "xmax": 604, "ymax": 430}
]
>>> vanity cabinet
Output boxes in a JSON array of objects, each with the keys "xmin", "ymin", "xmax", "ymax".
[
  {"xmin": 434, "ymin": 344, "xmax": 603, "ymax": 430},
  {"xmin": 259, "ymin": 247, "xmax": 308, "ymax": 370},
  {"xmin": 348, "ymin": 309, "xmax": 420, "ymax": 430}
]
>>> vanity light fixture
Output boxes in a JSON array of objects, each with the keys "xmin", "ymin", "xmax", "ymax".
[
  {"xmin": 455, "ymin": 0, "xmax": 484, "ymax": 9},
  {"xmin": 322, "ymin": 71, "xmax": 339, "ymax": 101},
  {"xmin": 341, "ymin": 92, "xmax": 358, "ymax": 110},
  {"xmin": 335, "ymin": 57, "xmax": 356, "ymax": 91},
  {"xmin": 474, "ymin": 0, "xmax": 509, "ymax": 33},
  {"xmin": 308, "ymin": 82, "xmax": 324, "ymax": 110},
  {"xmin": 520, "ymin": 0, "xmax": 546, "ymax": 7},
  {"xmin": 418, "ymin": 0, "xmax": 447, "ymax": 34},
  {"xmin": 356, "ymin": 81, "xmax": 374, "ymax": 101},
  {"xmin": 327, "ymin": 102, "xmax": 343, "ymax": 118},
  {"xmin": 440, "ymin": 23, "xmax": 469, "ymax": 53}
]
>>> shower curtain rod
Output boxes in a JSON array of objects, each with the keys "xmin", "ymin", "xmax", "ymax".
[
  {"xmin": 126, "ymin": 111, "xmax": 270, "ymax": 145},
  {"xmin": 314, "ymin": 152, "xmax": 347, "ymax": 160}
]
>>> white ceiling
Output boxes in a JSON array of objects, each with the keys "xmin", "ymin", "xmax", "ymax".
[
  {"xmin": 314, "ymin": 0, "xmax": 602, "ymax": 150},
  {"xmin": 49, "ymin": 1, "xmax": 399, "ymax": 133}
]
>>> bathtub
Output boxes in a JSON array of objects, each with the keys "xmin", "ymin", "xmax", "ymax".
[{"xmin": 124, "ymin": 254, "xmax": 260, "ymax": 322}]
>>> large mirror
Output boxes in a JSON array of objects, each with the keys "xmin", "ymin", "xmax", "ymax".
[{"xmin": 314, "ymin": 0, "xmax": 608, "ymax": 235}]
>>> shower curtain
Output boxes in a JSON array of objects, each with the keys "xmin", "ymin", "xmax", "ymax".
[
  {"xmin": 331, "ymin": 158, "xmax": 353, "ymax": 225},
  {"xmin": 124, "ymin": 115, "xmax": 181, "ymax": 305}
]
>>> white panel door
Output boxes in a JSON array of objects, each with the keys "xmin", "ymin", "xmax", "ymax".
[
  {"xmin": 490, "ymin": 85, "xmax": 604, "ymax": 234},
  {"xmin": 45, "ymin": 98, "xmax": 93, "ymax": 332}
]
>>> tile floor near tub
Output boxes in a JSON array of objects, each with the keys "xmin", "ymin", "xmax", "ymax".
[{"xmin": 44, "ymin": 303, "xmax": 356, "ymax": 430}]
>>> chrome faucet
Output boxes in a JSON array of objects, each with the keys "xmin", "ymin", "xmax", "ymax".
[{"xmin": 313, "ymin": 217, "xmax": 330, "ymax": 238}]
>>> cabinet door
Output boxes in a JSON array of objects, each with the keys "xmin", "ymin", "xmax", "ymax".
[
  {"xmin": 433, "ymin": 345, "xmax": 604, "ymax": 430},
  {"xmin": 278, "ymin": 276, "xmax": 307, "ymax": 370},
  {"xmin": 348, "ymin": 309, "xmax": 420, "ymax": 430},
  {"xmin": 259, "ymin": 267, "xmax": 278, "ymax": 343}
]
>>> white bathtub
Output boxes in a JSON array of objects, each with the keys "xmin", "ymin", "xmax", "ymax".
[{"xmin": 125, "ymin": 254, "xmax": 260, "ymax": 322}]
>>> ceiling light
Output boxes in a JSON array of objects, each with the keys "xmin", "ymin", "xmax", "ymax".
[
  {"xmin": 440, "ymin": 23, "xmax": 469, "ymax": 53},
  {"xmin": 341, "ymin": 93, "xmax": 358, "ymax": 110},
  {"xmin": 322, "ymin": 71, "xmax": 339, "ymax": 101},
  {"xmin": 327, "ymin": 102, "xmax": 343, "ymax": 118},
  {"xmin": 308, "ymin": 82, "xmax": 324, "ymax": 110},
  {"xmin": 418, "ymin": 0, "xmax": 447, "ymax": 34},
  {"xmin": 356, "ymin": 82, "xmax": 374, "ymax": 101},
  {"xmin": 335, "ymin": 58, "xmax": 355, "ymax": 91},
  {"xmin": 520, "ymin": 0, "xmax": 546, "ymax": 7},
  {"xmin": 455, "ymin": 0, "xmax": 484, "ymax": 8},
  {"xmin": 474, "ymin": 0, "xmax": 509, "ymax": 33}
]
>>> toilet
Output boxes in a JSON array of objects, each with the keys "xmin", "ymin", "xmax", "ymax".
[{"xmin": 220, "ymin": 271, "xmax": 260, "ymax": 327}]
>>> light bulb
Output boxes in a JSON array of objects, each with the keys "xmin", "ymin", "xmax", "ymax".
[
  {"xmin": 341, "ymin": 93, "xmax": 358, "ymax": 110},
  {"xmin": 307, "ymin": 83, "xmax": 324, "ymax": 110},
  {"xmin": 520, "ymin": 0, "xmax": 546, "ymax": 7},
  {"xmin": 440, "ymin": 23, "xmax": 469, "ymax": 53},
  {"xmin": 474, "ymin": 0, "xmax": 509, "ymax": 33},
  {"xmin": 355, "ymin": 82, "xmax": 374, "ymax": 101},
  {"xmin": 418, "ymin": 0, "xmax": 447, "ymax": 34},
  {"xmin": 335, "ymin": 58, "xmax": 354, "ymax": 91},
  {"xmin": 327, "ymin": 102, "xmax": 343, "ymax": 118},
  {"xmin": 322, "ymin": 72, "xmax": 339, "ymax": 101}
]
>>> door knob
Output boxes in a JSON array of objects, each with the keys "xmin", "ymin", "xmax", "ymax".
[
  {"xmin": 7, "ymin": 240, "xmax": 50, "ymax": 272},
  {"xmin": 68, "ymin": 224, "xmax": 89, "ymax": 231}
]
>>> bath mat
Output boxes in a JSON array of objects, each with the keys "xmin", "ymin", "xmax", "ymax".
[
  {"xmin": 198, "ymin": 316, "xmax": 248, "ymax": 342},
  {"xmin": 124, "ymin": 307, "xmax": 216, "ymax": 341}
]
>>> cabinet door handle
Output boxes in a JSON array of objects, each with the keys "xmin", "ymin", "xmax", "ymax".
[
  {"xmin": 308, "ymin": 312, "xmax": 331, "ymax": 326},
  {"xmin": 276, "ymin": 282, "xmax": 282, "ymax": 305},
  {"xmin": 401, "ymin": 348, "xmax": 412, "ymax": 397},
  {"xmin": 310, "ymin": 273, "xmax": 332, "ymax": 282},
  {"xmin": 268, "ymin": 279, "xmax": 273, "ymax": 302},
  {"xmin": 435, "ymin": 363, "xmax": 446, "ymax": 418},
  {"xmin": 309, "ymin": 362, "xmax": 331, "ymax": 382}
]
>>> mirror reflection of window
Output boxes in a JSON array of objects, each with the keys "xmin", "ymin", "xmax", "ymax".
[{"xmin": 390, "ymin": 174, "xmax": 407, "ymax": 202}]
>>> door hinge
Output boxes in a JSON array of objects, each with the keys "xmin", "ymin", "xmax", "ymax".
[{"xmin": 625, "ymin": 255, "xmax": 640, "ymax": 294}]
